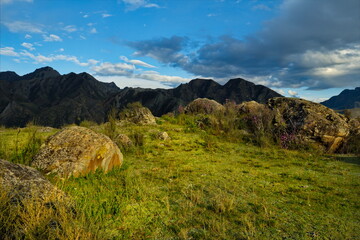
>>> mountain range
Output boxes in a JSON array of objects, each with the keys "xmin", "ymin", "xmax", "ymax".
[
  {"xmin": 0, "ymin": 67, "xmax": 283, "ymax": 127},
  {"xmin": 321, "ymin": 87, "xmax": 360, "ymax": 110}
]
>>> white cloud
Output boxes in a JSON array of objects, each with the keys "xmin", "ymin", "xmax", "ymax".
[
  {"xmin": 21, "ymin": 42, "xmax": 35, "ymax": 51},
  {"xmin": 2, "ymin": 21, "xmax": 43, "ymax": 33},
  {"xmin": 102, "ymin": 13, "xmax": 112, "ymax": 18},
  {"xmin": 288, "ymin": 90, "xmax": 298, "ymax": 97},
  {"xmin": 92, "ymin": 62, "xmax": 135, "ymax": 76},
  {"xmin": 2, "ymin": 48, "xmax": 98, "ymax": 67},
  {"xmin": 25, "ymin": 34, "xmax": 32, "ymax": 39},
  {"xmin": 63, "ymin": 25, "xmax": 77, "ymax": 32},
  {"xmin": 43, "ymin": 34, "xmax": 63, "ymax": 42},
  {"xmin": 83, "ymin": 14, "xmax": 89, "ymax": 18},
  {"xmin": 58, "ymin": 48, "xmax": 64, "ymax": 52},
  {"xmin": 121, "ymin": 0, "xmax": 160, "ymax": 11},
  {"xmin": 252, "ymin": 4, "xmax": 271, "ymax": 11},
  {"xmin": 274, "ymin": 89, "xmax": 285, "ymax": 95},
  {"xmin": 92, "ymin": 61, "xmax": 189, "ymax": 84},
  {"xmin": 0, "ymin": 0, "xmax": 32, "ymax": 4},
  {"xmin": 136, "ymin": 71, "xmax": 189, "ymax": 83},
  {"xmin": 285, "ymin": 44, "xmax": 360, "ymax": 88},
  {"xmin": 207, "ymin": 13, "xmax": 218, "ymax": 17},
  {"xmin": 120, "ymin": 55, "xmax": 156, "ymax": 68},
  {"xmin": 95, "ymin": 75, "xmax": 173, "ymax": 89},
  {"xmin": 0, "ymin": 47, "xmax": 19, "ymax": 56},
  {"xmin": 90, "ymin": 28, "xmax": 97, "ymax": 34}
]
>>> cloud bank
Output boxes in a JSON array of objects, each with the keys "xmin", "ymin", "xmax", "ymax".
[{"xmin": 127, "ymin": 0, "xmax": 360, "ymax": 89}]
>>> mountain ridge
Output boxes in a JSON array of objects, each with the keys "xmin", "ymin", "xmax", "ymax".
[
  {"xmin": 321, "ymin": 87, "xmax": 360, "ymax": 110},
  {"xmin": 0, "ymin": 67, "xmax": 282, "ymax": 127}
]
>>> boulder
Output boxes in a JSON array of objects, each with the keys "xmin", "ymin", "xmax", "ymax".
[
  {"xmin": 238, "ymin": 101, "xmax": 270, "ymax": 116},
  {"xmin": 0, "ymin": 159, "xmax": 70, "ymax": 239},
  {"xmin": 268, "ymin": 97, "xmax": 350, "ymax": 153},
  {"xmin": 157, "ymin": 131, "xmax": 171, "ymax": 141},
  {"xmin": 32, "ymin": 126, "xmax": 123, "ymax": 178},
  {"xmin": 0, "ymin": 159, "xmax": 65, "ymax": 202},
  {"xmin": 115, "ymin": 133, "xmax": 133, "ymax": 148},
  {"xmin": 120, "ymin": 106, "xmax": 156, "ymax": 125},
  {"xmin": 185, "ymin": 98, "xmax": 225, "ymax": 115}
]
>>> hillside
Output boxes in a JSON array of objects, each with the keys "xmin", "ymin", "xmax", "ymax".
[
  {"xmin": 0, "ymin": 67, "xmax": 119, "ymax": 127},
  {"xmin": 0, "ymin": 115, "xmax": 359, "ymax": 239},
  {"xmin": 0, "ymin": 67, "xmax": 282, "ymax": 127},
  {"xmin": 321, "ymin": 87, "xmax": 360, "ymax": 110}
]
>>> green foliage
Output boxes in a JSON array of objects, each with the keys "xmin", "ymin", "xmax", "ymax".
[
  {"xmin": 0, "ymin": 187, "xmax": 94, "ymax": 240},
  {"xmin": 104, "ymin": 108, "xmax": 118, "ymax": 140},
  {"xmin": 79, "ymin": 120, "xmax": 98, "ymax": 129}
]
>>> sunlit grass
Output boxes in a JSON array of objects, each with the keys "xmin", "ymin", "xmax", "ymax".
[{"xmin": 1, "ymin": 118, "xmax": 359, "ymax": 239}]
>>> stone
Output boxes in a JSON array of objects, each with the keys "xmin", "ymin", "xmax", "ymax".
[
  {"xmin": 0, "ymin": 159, "xmax": 65, "ymax": 202},
  {"xmin": 185, "ymin": 98, "xmax": 225, "ymax": 115},
  {"xmin": 115, "ymin": 133, "xmax": 133, "ymax": 148},
  {"xmin": 157, "ymin": 131, "xmax": 171, "ymax": 141},
  {"xmin": 268, "ymin": 97, "xmax": 350, "ymax": 153},
  {"xmin": 120, "ymin": 106, "xmax": 156, "ymax": 125},
  {"xmin": 32, "ymin": 126, "xmax": 123, "ymax": 178}
]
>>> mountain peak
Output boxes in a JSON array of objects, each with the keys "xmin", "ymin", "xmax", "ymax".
[
  {"xmin": 0, "ymin": 71, "xmax": 20, "ymax": 82},
  {"xmin": 321, "ymin": 87, "xmax": 360, "ymax": 110},
  {"xmin": 22, "ymin": 66, "xmax": 61, "ymax": 80}
]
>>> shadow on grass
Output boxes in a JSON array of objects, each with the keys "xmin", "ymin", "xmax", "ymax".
[{"xmin": 334, "ymin": 155, "xmax": 360, "ymax": 165}]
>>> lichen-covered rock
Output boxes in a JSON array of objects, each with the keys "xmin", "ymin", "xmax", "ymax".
[
  {"xmin": 0, "ymin": 159, "xmax": 65, "ymax": 202},
  {"xmin": 120, "ymin": 106, "xmax": 156, "ymax": 125},
  {"xmin": 238, "ymin": 101, "xmax": 270, "ymax": 116},
  {"xmin": 268, "ymin": 97, "xmax": 350, "ymax": 153},
  {"xmin": 32, "ymin": 126, "xmax": 123, "ymax": 178},
  {"xmin": 157, "ymin": 131, "xmax": 171, "ymax": 141},
  {"xmin": 115, "ymin": 133, "xmax": 133, "ymax": 148},
  {"xmin": 185, "ymin": 98, "xmax": 225, "ymax": 115}
]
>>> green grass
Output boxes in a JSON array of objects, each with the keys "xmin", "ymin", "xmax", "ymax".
[{"xmin": 1, "ymin": 120, "xmax": 359, "ymax": 239}]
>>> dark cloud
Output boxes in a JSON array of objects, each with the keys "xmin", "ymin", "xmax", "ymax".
[
  {"xmin": 127, "ymin": 36, "xmax": 188, "ymax": 66},
  {"xmin": 128, "ymin": 0, "xmax": 360, "ymax": 89}
]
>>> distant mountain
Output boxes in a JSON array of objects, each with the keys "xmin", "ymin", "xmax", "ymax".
[
  {"xmin": 107, "ymin": 78, "xmax": 282, "ymax": 116},
  {"xmin": 0, "ymin": 67, "xmax": 282, "ymax": 127},
  {"xmin": 321, "ymin": 87, "xmax": 360, "ymax": 110},
  {"xmin": 0, "ymin": 67, "xmax": 120, "ymax": 127}
]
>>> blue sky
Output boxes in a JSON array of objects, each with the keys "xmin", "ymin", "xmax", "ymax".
[{"xmin": 1, "ymin": 0, "xmax": 359, "ymax": 102}]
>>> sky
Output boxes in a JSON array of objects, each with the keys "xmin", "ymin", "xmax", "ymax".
[{"xmin": 0, "ymin": 0, "xmax": 359, "ymax": 102}]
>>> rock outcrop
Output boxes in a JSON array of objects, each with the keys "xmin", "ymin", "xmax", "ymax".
[
  {"xmin": 185, "ymin": 98, "xmax": 225, "ymax": 115},
  {"xmin": 32, "ymin": 126, "xmax": 123, "ymax": 178},
  {"xmin": 268, "ymin": 97, "xmax": 350, "ymax": 153},
  {"xmin": 0, "ymin": 159, "xmax": 65, "ymax": 202},
  {"xmin": 120, "ymin": 106, "xmax": 156, "ymax": 125}
]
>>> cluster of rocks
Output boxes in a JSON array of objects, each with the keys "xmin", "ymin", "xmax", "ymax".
[
  {"xmin": 184, "ymin": 97, "xmax": 358, "ymax": 153},
  {"xmin": 0, "ymin": 126, "xmax": 124, "ymax": 237}
]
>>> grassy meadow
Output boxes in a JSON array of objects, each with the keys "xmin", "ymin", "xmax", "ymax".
[{"xmin": 0, "ymin": 115, "xmax": 359, "ymax": 239}]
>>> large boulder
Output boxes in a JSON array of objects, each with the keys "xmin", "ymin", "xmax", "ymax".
[
  {"xmin": 0, "ymin": 159, "xmax": 70, "ymax": 239},
  {"xmin": 0, "ymin": 159, "xmax": 65, "ymax": 202},
  {"xmin": 32, "ymin": 126, "xmax": 123, "ymax": 178},
  {"xmin": 268, "ymin": 97, "xmax": 350, "ymax": 152},
  {"xmin": 185, "ymin": 98, "xmax": 225, "ymax": 115},
  {"xmin": 120, "ymin": 106, "xmax": 156, "ymax": 125}
]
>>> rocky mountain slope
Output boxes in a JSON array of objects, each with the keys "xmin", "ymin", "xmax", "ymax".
[
  {"xmin": 0, "ymin": 67, "xmax": 281, "ymax": 127},
  {"xmin": 321, "ymin": 87, "xmax": 360, "ymax": 110}
]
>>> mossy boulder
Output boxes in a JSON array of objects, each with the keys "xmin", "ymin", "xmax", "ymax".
[
  {"xmin": 0, "ymin": 159, "xmax": 66, "ymax": 202},
  {"xmin": 185, "ymin": 98, "xmax": 225, "ymax": 115},
  {"xmin": 268, "ymin": 97, "xmax": 350, "ymax": 153},
  {"xmin": 32, "ymin": 126, "xmax": 123, "ymax": 178},
  {"xmin": 120, "ymin": 106, "xmax": 156, "ymax": 125}
]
